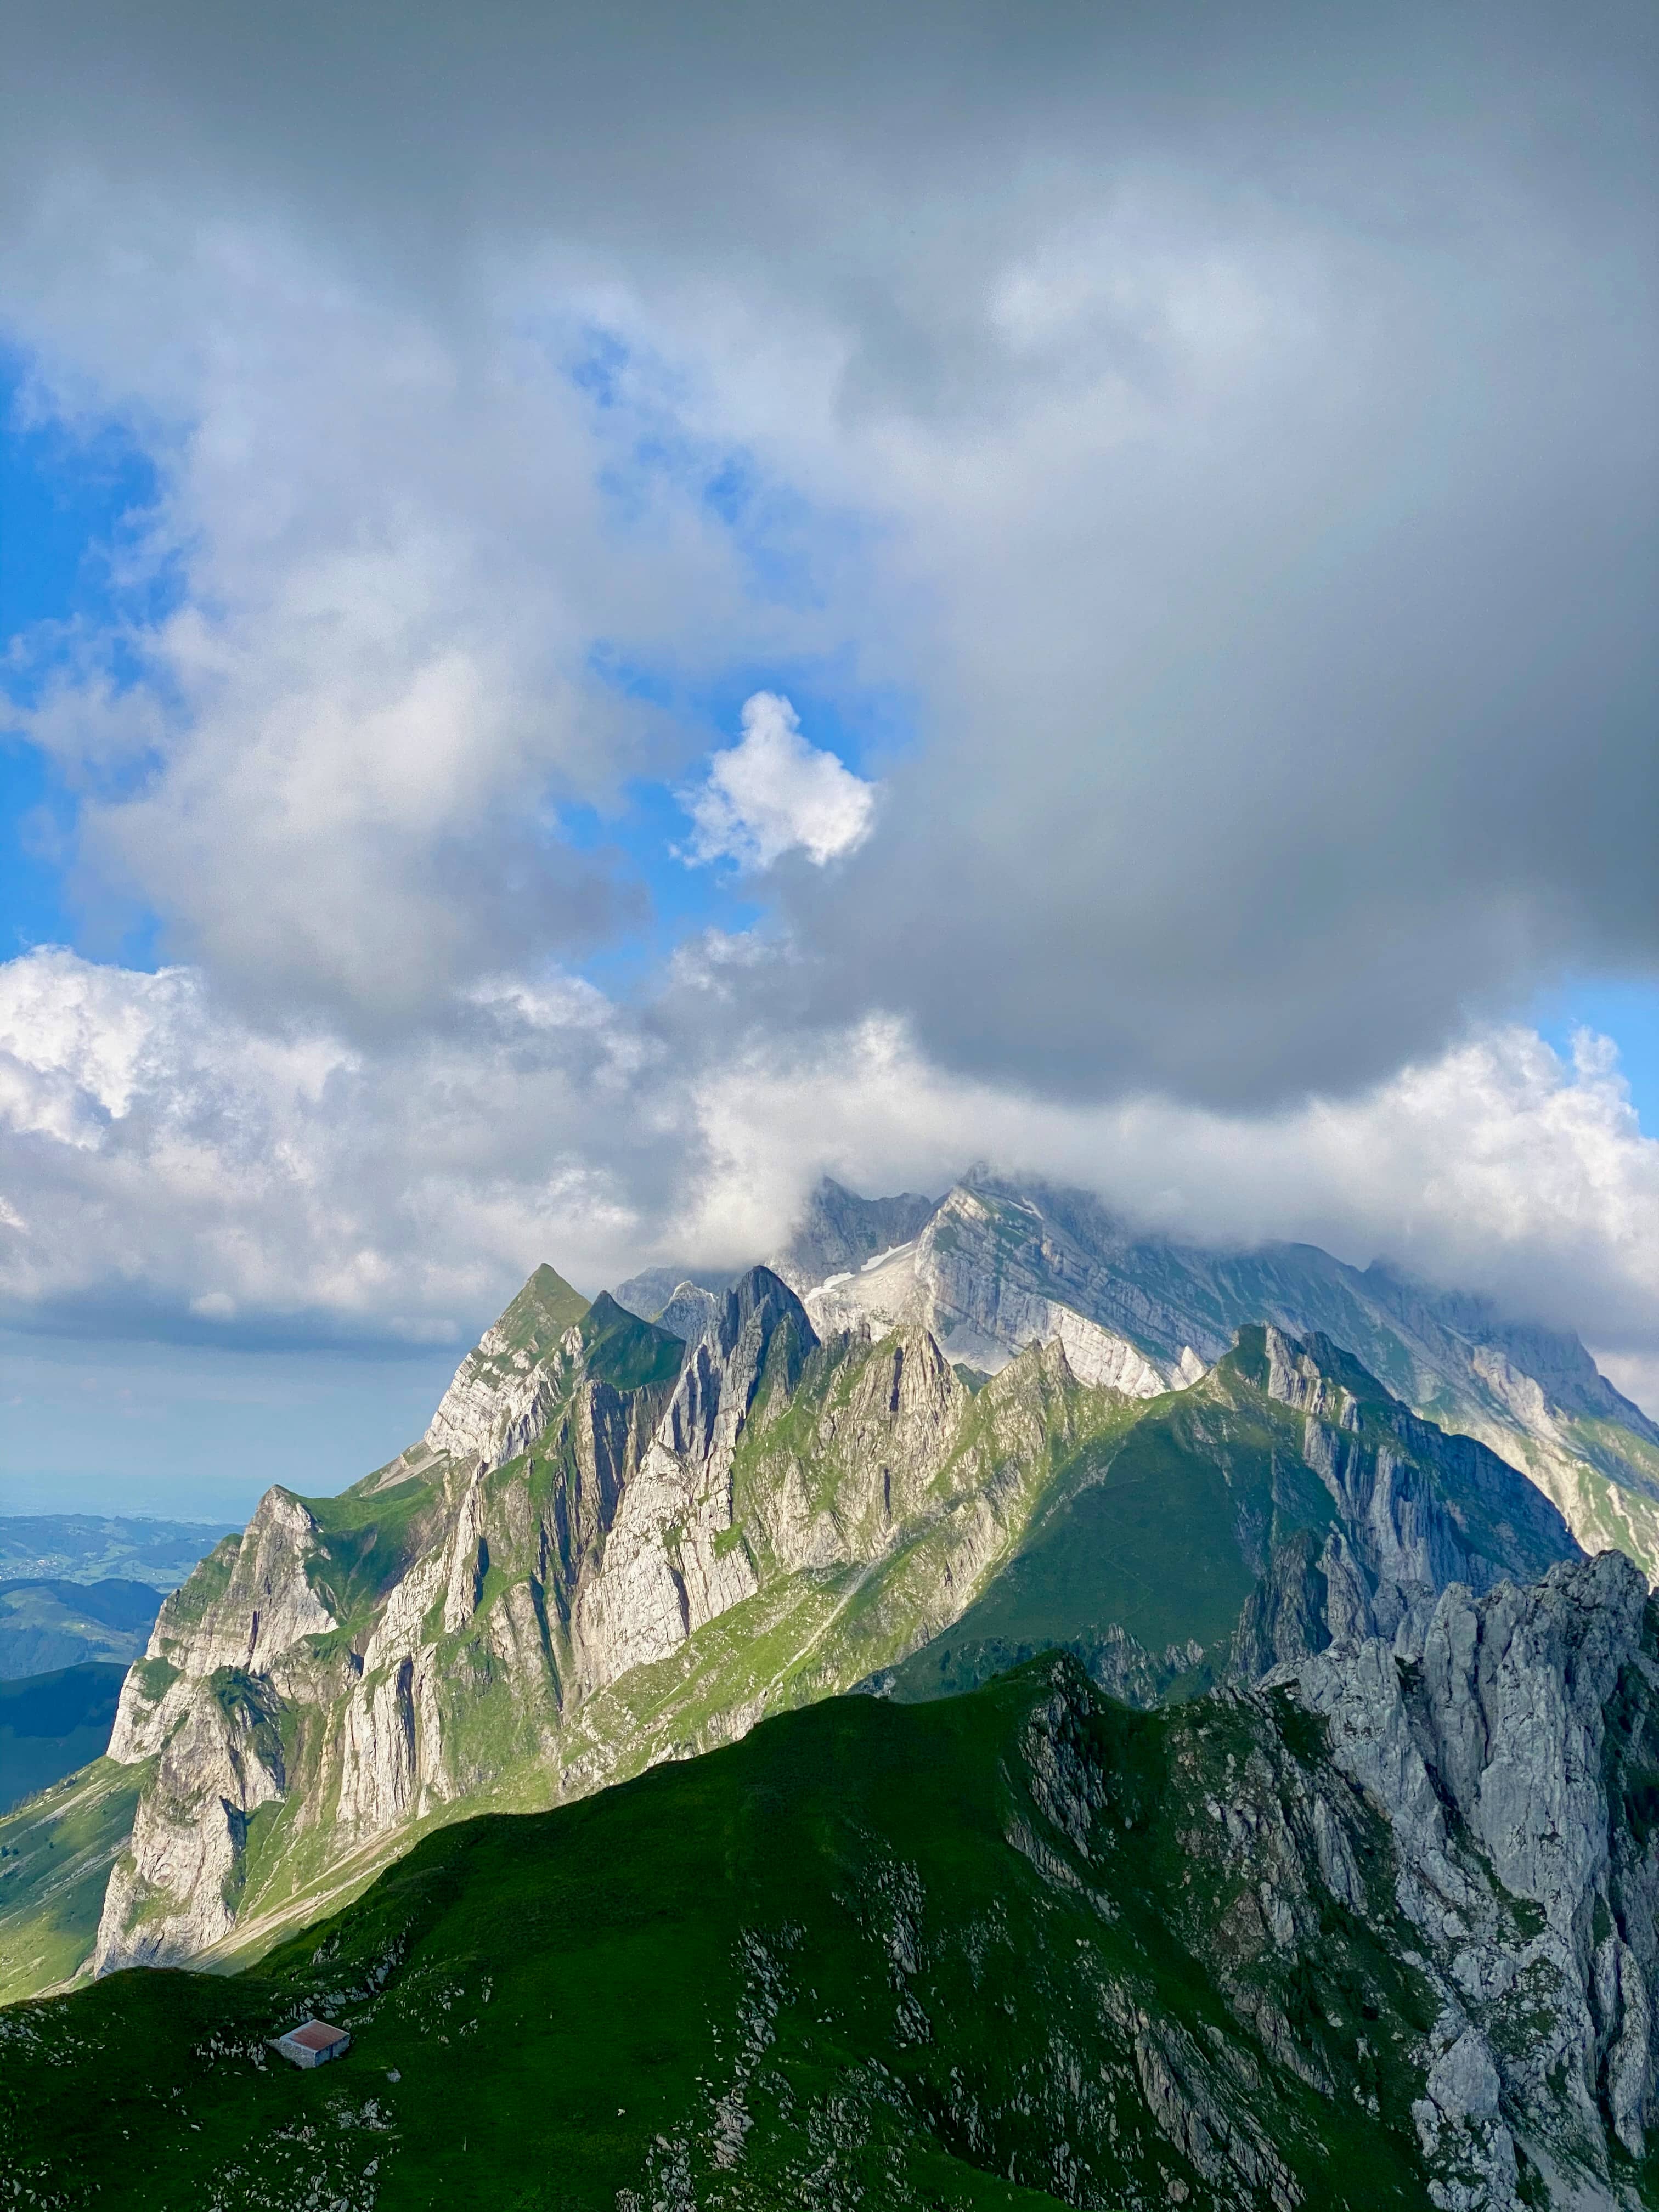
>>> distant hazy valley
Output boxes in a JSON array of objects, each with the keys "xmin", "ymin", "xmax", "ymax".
[{"xmin": 0, "ymin": 1528, "xmax": 227, "ymax": 1815}]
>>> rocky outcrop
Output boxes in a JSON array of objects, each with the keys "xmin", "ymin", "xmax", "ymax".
[
  {"xmin": 94, "ymin": 1668, "xmax": 285, "ymax": 1971},
  {"xmin": 765, "ymin": 1177, "xmax": 941, "ymax": 1296},
  {"xmin": 804, "ymin": 1186, "xmax": 1183, "ymax": 1396},
  {"xmin": 106, "ymin": 1489, "xmax": 335, "ymax": 1765},
  {"xmin": 422, "ymin": 1263, "xmax": 590, "ymax": 1469},
  {"xmin": 1012, "ymin": 1556, "xmax": 1659, "ymax": 2208},
  {"xmin": 572, "ymin": 1269, "xmax": 815, "ymax": 1687},
  {"xmin": 739, "ymin": 1324, "xmax": 967, "ymax": 1575},
  {"xmin": 1239, "ymin": 1324, "xmax": 1582, "ymax": 1638},
  {"xmin": 653, "ymin": 1281, "xmax": 721, "ymax": 1345},
  {"xmin": 1271, "ymin": 1551, "xmax": 1659, "ymax": 2205}
]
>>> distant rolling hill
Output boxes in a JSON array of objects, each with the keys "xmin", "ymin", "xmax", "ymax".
[
  {"xmin": 0, "ymin": 1663, "xmax": 127, "ymax": 1814},
  {"xmin": 0, "ymin": 1516, "xmax": 240, "ymax": 1592},
  {"xmin": 0, "ymin": 1578, "xmax": 161, "ymax": 1680}
]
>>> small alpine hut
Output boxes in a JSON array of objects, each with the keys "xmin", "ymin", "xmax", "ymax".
[{"xmin": 273, "ymin": 2019, "xmax": 352, "ymax": 2069}]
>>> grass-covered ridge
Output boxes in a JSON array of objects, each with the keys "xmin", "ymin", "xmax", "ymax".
[
  {"xmin": 0, "ymin": 1657, "xmax": 1442, "ymax": 2211},
  {"xmin": 577, "ymin": 1289, "xmax": 686, "ymax": 1392},
  {"xmin": 495, "ymin": 1261, "xmax": 591, "ymax": 1353},
  {"xmin": 887, "ymin": 1321, "xmax": 1581, "ymax": 1707}
]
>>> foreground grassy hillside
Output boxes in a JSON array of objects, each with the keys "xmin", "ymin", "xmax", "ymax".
[{"xmin": 0, "ymin": 1655, "xmax": 1465, "ymax": 2212}]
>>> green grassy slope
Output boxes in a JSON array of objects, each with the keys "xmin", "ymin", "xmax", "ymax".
[
  {"xmin": 0, "ymin": 1659, "xmax": 1445, "ymax": 2212},
  {"xmin": 0, "ymin": 1754, "xmax": 150, "ymax": 2002},
  {"xmin": 888, "ymin": 1328, "xmax": 1578, "ymax": 1706},
  {"xmin": 888, "ymin": 1381, "xmax": 1285, "ymax": 1703},
  {"xmin": 578, "ymin": 1288, "xmax": 687, "ymax": 1391}
]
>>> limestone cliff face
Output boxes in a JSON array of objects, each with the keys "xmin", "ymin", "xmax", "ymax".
[
  {"xmin": 652, "ymin": 1280, "xmax": 720, "ymax": 1345},
  {"xmin": 106, "ymin": 1487, "xmax": 335, "ymax": 1767},
  {"xmin": 1004, "ymin": 1555, "xmax": 1659, "ymax": 2210},
  {"xmin": 1271, "ymin": 1551, "xmax": 1659, "ymax": 2207},
  {"xmin": 572, "ymin": 1269, "xmax": 814, "ymax": 1689},
  {"xmin": 1244, "ymin": 1324, "xmax": 1584, "ymax": 1634},
  {"xmin": 804, "ymin": 1184, "xmax": 1185, "ymax": 1395},
  {"xmin": 93, "ymin": 1275, "xmax": 610, "ymax": 1972},
  {"xmin": 94, "ymin": 1669, "xmax": 285, "ymax": 1971},
  {"xmin": 740, "ymin": 1324, "xmax": 966, "ymax": 1575},
  {"xmin": 421, "ymin": 1263, "xmax": 590, "ymax": 1470},
  {"xmin": 82, "ymin": 1263, "xmax": 1161, "ymax": 1977}
]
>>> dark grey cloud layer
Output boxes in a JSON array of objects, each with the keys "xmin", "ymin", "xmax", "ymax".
[
  {"xmin": 2, "ymin": 0, "xmax": 1655, "ymax": 1112},
  {"xmin": 786, "ymin": 262, "xmax": 1659, "ymax": 1101}
]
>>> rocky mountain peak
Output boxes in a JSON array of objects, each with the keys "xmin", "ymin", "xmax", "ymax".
[
  {"xmin": 766, "ymin": 1177, "xmax": 941, "ymax": 1295},
  {"xmin": 653, "ymin": 1280, "xmax": 721, "ymax": 1344},
  {"xmin": 714, "ymin": 1263, "xmax": 817, "ymax": 1374},
  {"xmin": 423, "ymin": 1261, "xmax": 592, "ymax": 1468},
  {"xmin": 496, "ymin": 1263, "xmax": 591, "ymax": 1356},
  {"xmin": 1227, "ymin": 1321, "xmax": 1376, "ymax": 1423}
]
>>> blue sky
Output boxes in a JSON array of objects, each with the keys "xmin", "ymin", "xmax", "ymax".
[
  {"xmin": 0, "ymin": 349, "xmax": 904, "ymax": 1001},
  {"xmin": 0, "ymin": 1326, "xmax": 461, "ymax": 1519}
]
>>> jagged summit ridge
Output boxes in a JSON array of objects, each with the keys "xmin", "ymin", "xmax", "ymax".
[{"xmin": 608, "ymin": 1167, "xmax": 1659, "ymax": 1583}]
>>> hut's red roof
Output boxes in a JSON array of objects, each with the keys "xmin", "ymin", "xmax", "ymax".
[{"xmin": 286, "ymin": 2020, "xmax": 348, "ymax": 2051}]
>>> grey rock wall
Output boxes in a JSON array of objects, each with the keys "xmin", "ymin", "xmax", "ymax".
[{"xmin": 1272, "ymin": 1551, "xmax": 1659, "ymax": 2206}]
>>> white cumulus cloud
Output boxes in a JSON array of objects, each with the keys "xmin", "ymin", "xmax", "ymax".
[
  {"xmin": 681, "ymin": 693, "xmax": 878, "ymax": 871},
  {"xmin": 2, "ymin": 945, "xmax": 1658, "ymax": 1420}
]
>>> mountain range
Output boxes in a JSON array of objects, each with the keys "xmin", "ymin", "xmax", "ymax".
[{"xmin": 3, "ymin": 1170, "xmax": 1658, "ymax": 2206}]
